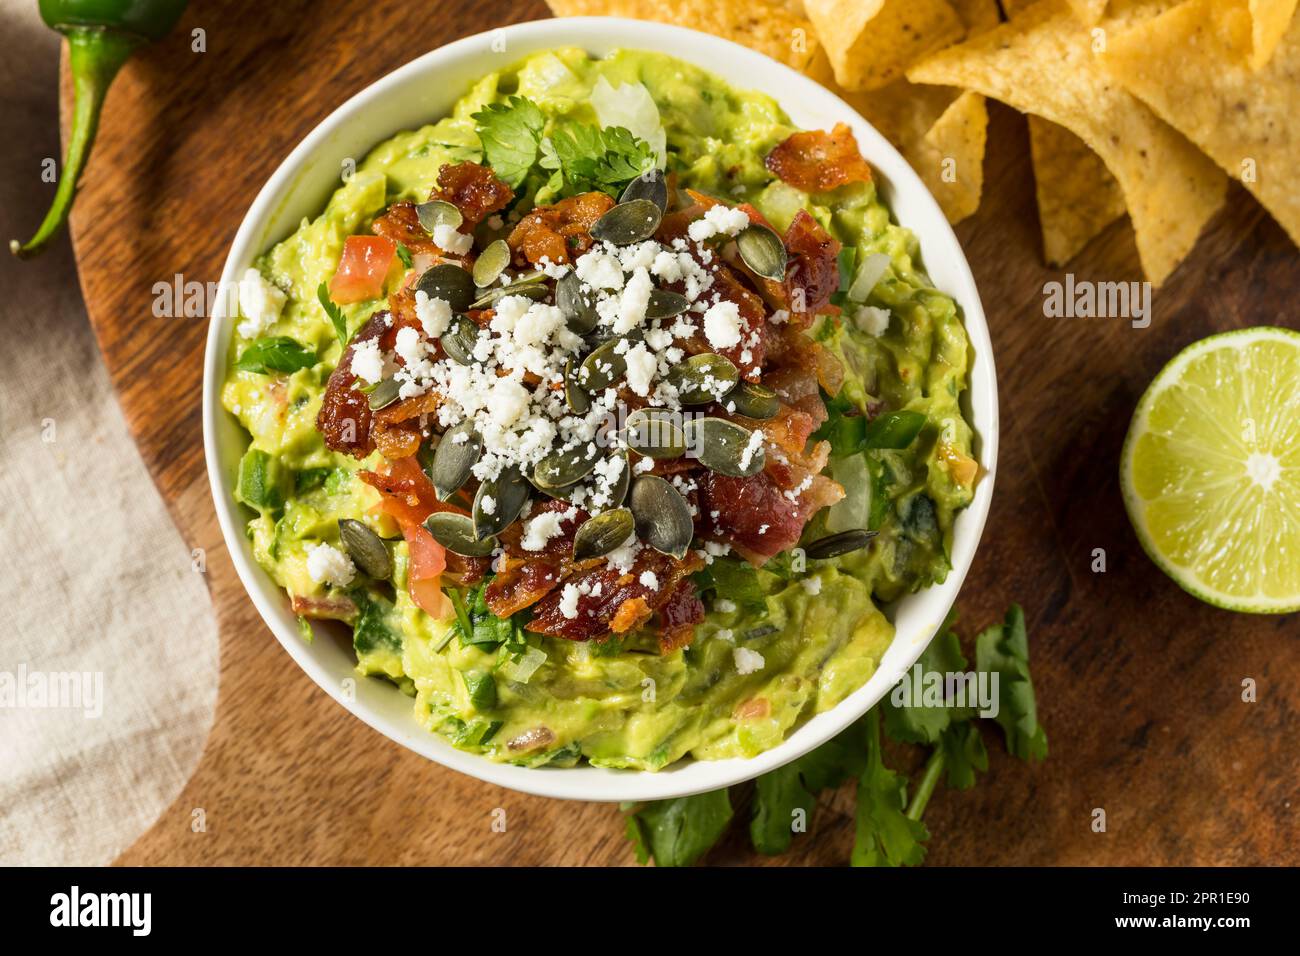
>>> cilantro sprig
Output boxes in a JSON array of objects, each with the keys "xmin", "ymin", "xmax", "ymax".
[
  {"xmin": 623, "ymin": 602, "xmax": 1046, "ymax": 867},
  {"xmin": 472, "ymin": 94, "xmax": 657, "ymax": 199},
  {"xmin": 317, "ymin": 282, "xmax": 348, "ymax": 345}
]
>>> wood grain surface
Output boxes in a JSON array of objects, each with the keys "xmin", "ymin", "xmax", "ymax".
[{"xmin": 61, "ymin": 0, "xmax": 1299, "ymax": 866}]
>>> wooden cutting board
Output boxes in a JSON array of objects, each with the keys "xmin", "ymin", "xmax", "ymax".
[{"xmin": 63, "ymin": 0, "xmax": 1298, "ymax": 866}]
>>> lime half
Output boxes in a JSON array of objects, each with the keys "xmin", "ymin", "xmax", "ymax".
[{"xmin": 1121, "ymin": 326, "xmax": 1300, "ymax": 614}]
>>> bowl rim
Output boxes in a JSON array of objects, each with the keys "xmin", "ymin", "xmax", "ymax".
[{"xmin": 203, "ymin": 15, "xmax": 1000, "ymax": 803}]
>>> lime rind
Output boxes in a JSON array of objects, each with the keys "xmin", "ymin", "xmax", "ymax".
[{"xmin": 1120, "ymin": 326, "xmax": 1300, "ymax": 614}]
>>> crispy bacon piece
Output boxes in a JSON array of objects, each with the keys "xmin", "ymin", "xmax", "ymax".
[
  {"xmin": 765, "ymin": 123, "xmax": 873, "ymax": 194},
  {"xmin": 697, "ymin": 447, "xmax": 843, "ymax": 565},
  {"xmin": 359, "ymin": 455, "xmax": 460, "ymax": 528},
  {"xmin": 371, "ymin": 392, "xmax": 439, "ymax": 460},
  {"xmin": 675, "ymin": 263, "xmax": 768, "ymax": 382},
  {"xmin": 291, "ymin": 593, "xmax": 358, "ymax": 621},
  {"xmin": 508, "ymin": 191, "xmax": 614, "ymax": 265},
  {"xmin": 317, "ymin": 311, "xmax": 391, "ymax": 457},
  {"xmin": 784, "ymin": 210, "xmax": 841, "ymax": 322},
  {"xmin": 527, "ymin": 550, "xmax": 704, "ymax": 642},
  {"xmin": 372, "ymin": 202, "xmax": 442, "ymax": 257},
  {"xmin": 767, "ymin": 323, "xmax": 845, "ymax": 396},
  {"xmin": 484, "ymin": 501, "xmax": 589, "ymax": 618},
  {"xmin": 432, "ymin": 161, "xmax": 512, "ymax": 227},
  {"xmin": 658, "ymin": 578, "xmax": 705, "ymax": 653}
]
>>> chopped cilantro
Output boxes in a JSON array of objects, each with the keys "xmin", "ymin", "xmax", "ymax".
[
  {"xmin": 394, "ymin": 242, "xmax": 414, "ymax": 269},
  {"xmin": 541, "ymin": 122, "xmax": 656, "ymax": 197},
  {"xmin": 472, "ymin": 95, "xmax": 546, "ymax": 189},
  {"xmin": 975, "ymin": 604, "xmax": 1048, "ymax": 762},
  {"xmin": 692, "ymin": 558, "xmax": 768, "ymax": 617},
  {"xmin": 317, "ymin": 282, "xmax": 348, "ymax": 345},
  {"xmin": 234, "ymin": 336, "xmax": 316, "ymax": 375}
]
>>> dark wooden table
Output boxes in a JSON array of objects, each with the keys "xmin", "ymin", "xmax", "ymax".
[{"xmin": 63, "ymin": 0, "xmax": 1298, "ymax": 865}]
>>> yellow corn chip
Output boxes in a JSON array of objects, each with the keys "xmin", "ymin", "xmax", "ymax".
[
  {"xmin": 1027, "ymin": 118, "xmax": 1127, "ymax": 264},
  {"xmin": 1068, "ymin": 0, "xmax": 1108, "ymax": 23},
  {"xmin": 545, "ymin": 0, "xmax": 821, "ymax": 73},
  {"xmin": 1249, "ymin": 0, "xmax": 1300, "ymax": 68},
  {"xmin": 1106, "ymin": 0, "xmax": 1300, "ymax": 248},
  {"xmin": 907, "ymin": 0, "xmax": 1227, "ymax": 285},
  {"xmin": 950, "ymin": 0, "xmax": 1004, "ymax": 32},
  {"xmin": 805, "ymin": 0, "xmax": 965, "ymax": 91}
]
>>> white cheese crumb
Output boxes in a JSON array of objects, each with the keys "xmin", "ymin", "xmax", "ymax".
[
  {"xmin": 305, "ymin": 543, "xmax": 356, "ymax": 587},
  {"xmin": 559, "ymin": 583, "xmax": 581, "ymax": 620},
  {"xmin": 639, "ymin": 570, "xmax": 660, "ymax": 590},
  {"xmin": 349, "ymin": 339, "xmax": 385, "ymax": 384},
  {"xmin": 854, "ymin": 305, "xmax": 891, "ymax": 337},
  {"xmin": 237, "ymin": 267, "xmax": 286, "ymax": 338},
  {"xmin": 415, "ymin": 290, "xmax": 453, "ymax": 338},
  {"xmin": 714, "ymin": 598, "xmax": 737, "ymax": 613},
  {"xmin": 575, "ymin": 251, "xmax": 625, "ymax": 291},
  {"xmin": 521, "ymin": 511, "xmax": 566, "ymax": 551},
  {"xmin": 688, "ymin": 204, "xmax": 750, "ymax": 243},
  {"xmin": 801, "ymin": 576, "xmax": 823, "ymax": 595},
  {"xmin": 738, "ymin": 427, "xmax": 766, "ymax": 473},
  {"xmin": 433, "ymin": 223, "xmax": 473, "ymax": 255},
  {"xmin": 733, "ymin": 647, "xmax": 766, "ymax": 675},
  {"xmin": 623, "ymin": 341, "xmax": 658, "ymax": 397},
  {"xmin": 702, "ymin": 299, "xmax": 742, "ymax": 350}
]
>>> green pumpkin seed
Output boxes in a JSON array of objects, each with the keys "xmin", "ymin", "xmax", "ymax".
[
  {"xmin": 416, "ymin": 264, "xmax": 474, "ymax": 311},
  {"xmin": 438, "ymin": 315, "xmax": 480, "ymax": 366},
  {"xmin": 629, "ymin": 475, "xmax": 693, "ymax": 559},
  {"xmin": 624, "ymin": 408, "xmax": 686, "ymax": 459},
  {"xmin": 619, "ymin": 168, "xmax": 667, "ymax": 211},
  {"xmin": 423, "ymin": 511, "xmax": 497, "ymax": 557},
  {"xmin": 564, "ymin": 358, "xmax": 591, "ymax": 414},
  {"xmin": 664, "ymin": 352, "xmax": 739, "ymax": 405},
  {"xmin": 556, "ymin": 271, "xmax": 598, "ymax": 334},
  {"xmin": 645, "ymin": 288, "xmax": 690, "ymax": 320},
  {"xmin": 736, "ymin": 224, "xmax": 787, "ymax": 280},
  {"xmin": 469, "ymin": 271, "xmax": 548, "ymax": 309},
  {"xmin": 803, "ymin": 529, "xmax": 877, "ymax": 560},
  {"xmin": 572, "ymin": 508, "xmax": 635, "ymax": 561},
  {"xmin": 472, "ymin": 239, "xmax": 511, "ymax": 288},
  {"xmin": 416, "ymin": 199, "xmax": 462, "ymax": 233},
  {"xmin": 685, "ymin": 417, "xmax": 766, "ymax": 477},
  {"xmin": 579, "ymin": 337, "xmax": 628, "ymax": 391},
  {"xmin": 429, "ymin": 421, "xmax": 481, "ymax": 500},
  {"xmin": 337, "ymin": 518, "xmax": 393, "ymax": 579},
  {"xmin": 726, "ymin": 381, "xmax": 781, "ymax": 420},
  {"xmin": 533, "ymin": 443, "xmax": 599, "ymax": 490},
  {"xmin": 591, "ymin": 198, "xmax": 662, "ymax": 245},
  {"xmin": 367, "ymin": 377, "xmax": 401, "ymax": 411},
  {"xmin": 473, "ymin": 466, "xmax": 529, "ymax": 539}
]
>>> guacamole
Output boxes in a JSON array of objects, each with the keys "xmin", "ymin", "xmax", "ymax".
[{"xmin": 222, "ymin": 48, "xmax": 976, "ymax": 771}]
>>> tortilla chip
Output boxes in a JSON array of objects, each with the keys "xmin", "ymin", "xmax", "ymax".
[
  {"xmin": 805, "ymin": 0, "xmax": 965, "ymax": 91},
  {"xmin": 950, "ymin": 0, "xmax": 1004, "ymax": 32},
  {"xmin": 545, "ymin": 0, "xmax": 821, "ymax": 73},
  {"xmin": 1105, "ymin": 0, "xmax": 1300, "ymax": 248},
  {"xmin": 1068, "ymin": 0, "xmax": 1108, "ymax": 22},
  {"xmin": 1249, "ymin": 0, "xmax": 1299, "ymax": 68},
  {"xmin": 907, "ymin": 0, "xmax": 1228, "ymax": 285},
  {"xmin": 1027, "ymin": 117, "xmax": 1127, "ymax": 264},
  {"xmin": 921, "ymin": 91, "xmax": 990, "ymax": 222}
]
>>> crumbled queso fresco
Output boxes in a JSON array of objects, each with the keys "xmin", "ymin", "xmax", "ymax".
[{"xmin": 348, "ymin": 210, "xmax": 761, "ymax": 582}]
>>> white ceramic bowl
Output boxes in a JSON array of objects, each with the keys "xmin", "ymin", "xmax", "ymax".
[{"xmin": 204, "ymin": 16, "xmax": 998, "ymax": 802}]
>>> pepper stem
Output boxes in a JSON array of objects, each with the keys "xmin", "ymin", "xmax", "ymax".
[{"xmin": 10, "ymin": 27, "xmax": 140, "ymax": 259}]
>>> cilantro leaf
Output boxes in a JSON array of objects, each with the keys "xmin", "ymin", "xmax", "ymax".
[
  {"xmin": 939, "ymin": 721, "xmax": 988, "ymax": 791},
  {"xmin": 750, "ymin": 719, "xmax": 869, "ymax": 855},
  {"xmin": 882, "ymin": 618, "xmax": 970, "ymax": 745},
  {"xmin": 472, "ymin": 95, "xmax": 546, "ymax": 189},
  {"xmin": 692, "ymin": 557, "xmax": 768, "ymax": 617},
  {"xmin": 851, "ymin": 711, "xmax": 929, "ymax": 867},
  {"xmin": 813, "ymin": 391, "xmax": 926, "ymax": 457},
  {"xmin": 317, "ymin": 282, "xmax": 348, "ymax": 345},
  {"xmin": 542, "ymin": 122, "xmax": 656, "ymax": 197},
  {"xmin": 234, "ymin": 336, "xmax": 317, "ymax": 375},
  {"xmin": 395, "ymin": 242, "xmax": 414, "ymax": 269},
  {"xmin": 975, "ymin": 604, "xmax": 1048, "ymax": 762},
  {"xmin": 349, "ymin": 588, "xmax": 402, "ymax": 654},
  {"xmin": 625, "ymin": 789, "xmax": 733, "ymax": 867},
  {"xmin": 455, "ymin": 585, "xmax": 518, "ymax": 650}
]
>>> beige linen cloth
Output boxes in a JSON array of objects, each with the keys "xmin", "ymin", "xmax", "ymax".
[{"xmin": 0, "ymin": 0, "xmax": 218, "ymax": 865}]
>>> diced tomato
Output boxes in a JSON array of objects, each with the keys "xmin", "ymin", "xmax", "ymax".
[
  {"xmin": 329, "ymin": 235, "xmax": 397, "ymax": 304},
  {"xmin": 402, "ymin": 518, "xmax": 450, "ymax": 619}
]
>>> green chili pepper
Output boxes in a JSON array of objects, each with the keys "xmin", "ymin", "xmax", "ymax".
[{"xmin": 11, "ymin": 0, "xmax": 189, "ymax": 259}]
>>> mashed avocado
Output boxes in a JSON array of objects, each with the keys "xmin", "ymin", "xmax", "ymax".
[{"xmin": 222, "ymin": 49, "xmax": 975, "ymax": 770}]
